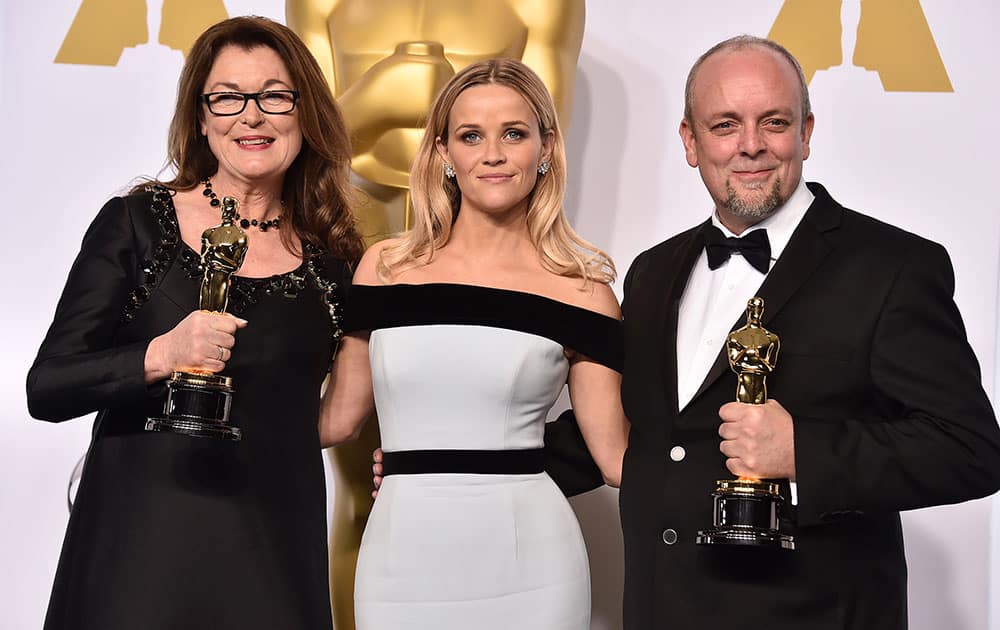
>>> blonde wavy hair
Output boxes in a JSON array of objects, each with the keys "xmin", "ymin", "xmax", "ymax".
[{"xmin": 377, "ymin": 58, "xmax": 615, "ymax": 284}]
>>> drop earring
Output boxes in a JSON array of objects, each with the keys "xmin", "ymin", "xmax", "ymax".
[
  {"xmin": 537, "ymin": 160, "xmax": 551, "ymax": 176},
  {"xmin": 444, "ymin": 163, "xmax": 456, "ymax": 179}
]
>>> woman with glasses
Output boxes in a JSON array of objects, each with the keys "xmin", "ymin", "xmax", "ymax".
[
  {"xmin": 27, "ymin": 16, "xmax": 361, "ymax": 630},
  {"xmin": 320, "ymin": 59, "xmax": 630, "ymax": 629}
]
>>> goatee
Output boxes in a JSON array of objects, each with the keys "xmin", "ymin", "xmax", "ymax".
[{"xmin": 722, "ymin": 177, "xmax": 784, "ymax": 219}]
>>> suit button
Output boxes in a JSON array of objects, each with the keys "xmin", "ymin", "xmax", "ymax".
[
  {"xmin": 662, "ymin": 529, "xmax": 678, "ymax": 545},
  {"xmin": 669, "ymin": 446, "xmax": 686, "ymax": 462}
]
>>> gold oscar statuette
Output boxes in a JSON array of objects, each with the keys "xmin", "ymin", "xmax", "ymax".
[
  {"xmin": 145, "ymin": 197, "xmax": 248, "ymax": 441},
  {"xmin": 696, "ymin": 297, "xmax": 795, "ymax": 550}
]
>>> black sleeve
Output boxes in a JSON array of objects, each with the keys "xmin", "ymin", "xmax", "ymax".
[
  {"xmin": 26, "ymin": 197, "xmax": 154, "ymax": 422},
  {"xmin": 794, "ymin": 240, "xmax": 1000, "ymax": 524},
  {"xmin": 544, "ymin": 410, "xmax": 605, "ymax": 497}
]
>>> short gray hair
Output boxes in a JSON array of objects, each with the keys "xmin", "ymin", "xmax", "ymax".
[{"xmin": 683, "ymin": 35, "xmax": 811, "ymax": 126}]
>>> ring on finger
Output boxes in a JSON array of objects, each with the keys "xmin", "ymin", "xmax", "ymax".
[{"xmin": 217, "ymin": 346, "xmax": 224, "ymax": 361}]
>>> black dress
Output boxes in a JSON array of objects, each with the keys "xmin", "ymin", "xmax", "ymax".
[{"xmin": 27, "ymin": 187, "xmax": 349, "ymax": 630}]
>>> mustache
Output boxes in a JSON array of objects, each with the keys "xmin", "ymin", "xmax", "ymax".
[{"xmin": 729, "ymin": 164, "xmax": 779, "ymax": 172}]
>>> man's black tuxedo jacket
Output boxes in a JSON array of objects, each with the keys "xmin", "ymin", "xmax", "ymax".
[{"xmin": 547, "ymin": 183, "xmax": 1000, "ymax": 630}]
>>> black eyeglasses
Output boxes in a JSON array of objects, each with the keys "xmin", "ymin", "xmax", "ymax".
[{"xmin": 201, "ymin": 90, "xmax": 300, "ymax": 116}]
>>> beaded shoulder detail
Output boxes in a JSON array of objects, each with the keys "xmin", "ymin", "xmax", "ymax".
[
  {"xmin": 122, "ymin": 186, "xmax": 179, "ymax": 323},
  {"xmin": 121, "ymin": 186, "xmax": 345, "ymax": 343},
  {"xmin": 176, "ymin": 239, "xmax": 344, "ymax": 341}
]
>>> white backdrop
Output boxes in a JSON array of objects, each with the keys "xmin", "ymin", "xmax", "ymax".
[{"xmin": 2, "ymin": 2, "xmax": 998, "ymax": 629}]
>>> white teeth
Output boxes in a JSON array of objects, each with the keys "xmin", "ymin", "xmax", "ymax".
[{"xmin": 238, "ymin": 138, "xmax": 271, "ymax": 145}]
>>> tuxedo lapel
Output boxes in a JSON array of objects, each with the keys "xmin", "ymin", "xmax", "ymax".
[
  {"xmin": 655, "ymin": 222, "xmax": 711, "ymax": 415},
  {"xmin": 756, "ymin": 188, "xmax": 842, "ymax": 327},
  {"xmin": 688, "ymin": 183, "xmax": 844, "ymax": 405}
]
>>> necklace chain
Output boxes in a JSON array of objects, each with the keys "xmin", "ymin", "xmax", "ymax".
[{"xmin": 201, "ymin": 178, "xmax": 282, "ymax": 232}]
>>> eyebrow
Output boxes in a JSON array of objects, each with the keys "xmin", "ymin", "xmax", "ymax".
[
  {"xmin": 453, "ymin": 120, "xmax": 531, "ymax": 132},
  {"xmin": 206, "ymin": 79, "xmax": 293, "ymax": 92},
  {"xmin": 757, "ymin": 108, "xmax": 795, "ymax": 119},
  {"xmin": 709, "ymin": 108, "xmax": 795, "ymax": 121}
]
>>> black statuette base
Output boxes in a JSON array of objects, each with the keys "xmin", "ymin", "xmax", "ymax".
[
  {"xmin": 695, "ymin": 525, "xmax": 795, "ymax": 549},
  {"xmin": 145, "ymin": 371, "xmax": 240, "ymax": 441},
  {"xmin": 696, "ymin": 479, "xmax": 795, "ymax": 550}
]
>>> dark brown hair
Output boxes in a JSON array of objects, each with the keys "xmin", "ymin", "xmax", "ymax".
[{"xmin": 145, "ymin": 15, "xmax": 362, "ymax": 261}]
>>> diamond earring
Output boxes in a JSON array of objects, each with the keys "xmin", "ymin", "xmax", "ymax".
[
  {"xmin": 537, "ymin": 160, "xmax": 551, "ymax": 176},
  {"xmin": 444, "ymin": 163, "xmax": 456, "ymax": 179}
]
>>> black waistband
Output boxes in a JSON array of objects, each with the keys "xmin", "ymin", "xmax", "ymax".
[{"xmin": 381, "ymin": 448, "xmax": 545, "ymax": 476}]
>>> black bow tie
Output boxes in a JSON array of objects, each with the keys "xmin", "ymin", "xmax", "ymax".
[{"xmin": 704, "ymin": 225, "xmax": 771, "ymax": 274}]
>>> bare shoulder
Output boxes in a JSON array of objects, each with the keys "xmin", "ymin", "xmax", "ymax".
[
  {"xmin": 578, "ymin": 279, "xmax": 621, "ymax": 320},
  {"xmin": 548, "ymin": 275, "xmax": 621, "ymax": 320},
  {"xmin": 354, "ymin": 237, "xmax": 402, "ymax": 286}
]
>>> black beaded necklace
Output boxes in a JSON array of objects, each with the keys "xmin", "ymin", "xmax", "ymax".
[{"xmin": 201, "ymin": 178, "xmax": 282, "ymax": 232}]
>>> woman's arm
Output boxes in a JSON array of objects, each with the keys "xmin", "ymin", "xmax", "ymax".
[
  {"xmin": 28, "ymin": 194, "xmax": 250, "ymax": 421},
  {"xmin": 317, "ymin": 240, "xmax": 396, "ymax": 447},
  {"xmin": 27, "ymin": 197, "xmax": 149, "ymax": 421},
  {"xmin": 565, "ymin": 281, "xmax": 629, "ymax": 487},
  {"xmin": 318, "ymin": 332, "xmax": 375, "ymax": 447},
  {"xmin": 567, "ymin": 358, "xmax": 629, "ymax": 487}
]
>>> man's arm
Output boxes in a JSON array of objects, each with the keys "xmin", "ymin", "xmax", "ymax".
[{"xmin": 792, "ymin": 239, "xmax": 1000, "ymax": 525}]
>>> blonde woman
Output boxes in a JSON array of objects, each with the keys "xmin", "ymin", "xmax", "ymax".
[{"xmin": 319, "ymin": 59, "xmax": 628, "ymax": 629}]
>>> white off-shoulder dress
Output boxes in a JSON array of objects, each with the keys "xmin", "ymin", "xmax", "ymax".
[{"xmin": 345, "ymin": 283, "xmax": 623, "ymax": 630}]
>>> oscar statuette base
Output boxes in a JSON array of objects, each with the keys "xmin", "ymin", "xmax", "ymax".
[
  {"xmin": 145, "ymin": 371, "xmax": 241, "ymax": 441},
  {"xmin": 696, "ymin": 479, "xmax": 795, "ymax": 550}
]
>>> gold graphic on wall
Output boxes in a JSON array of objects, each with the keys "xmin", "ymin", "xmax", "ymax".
[
  {"xmin": 287, "ymin": 2, "xmax": 585, "ymax": 629},
  {"xmin": 766, "ymin": 0, "xmax": 843, "ymax": 84},
  {"xmin": 55, "ymin": 0, "xmax": 228, "ymax": 66},
  {"xmin": 768, "ymin": 0, "xmax": 953, "ymax": 92},
  {"xmin": 160, "ymin": 0, "xmax": 229, "ymax": 56}
]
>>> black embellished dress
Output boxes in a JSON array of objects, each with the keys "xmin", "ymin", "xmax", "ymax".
[{"xmin": 27, "ymin": 187, "xmax": 349, "ymax": 630}]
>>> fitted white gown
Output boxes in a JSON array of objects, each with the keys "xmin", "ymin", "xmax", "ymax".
[{"xmin": 347, "ymin": 283, "xmax": 623, "ymax": 630}]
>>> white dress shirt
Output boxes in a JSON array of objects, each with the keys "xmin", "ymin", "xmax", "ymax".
[
  {"xmin": 674, "ymin": 180, "xmax": 814, "ymax": 503},
  {"xmin": 675, "ymin": 179, "xmax": 814, "ymax": 411}
]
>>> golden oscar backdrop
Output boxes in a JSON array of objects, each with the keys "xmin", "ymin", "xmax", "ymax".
[
  {"xmin": 286, "ymin": 1, "xmax": 584, "ymax": 627},
  {"xmin": 55, "ymin": 0, "xmax": 228, "ymax": 65},
  {"xmin": 768, "ymin": 0, "xmax": 952, "ymax": 91}
]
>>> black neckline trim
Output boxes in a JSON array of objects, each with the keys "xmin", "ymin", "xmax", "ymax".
[
  {"xmin": 344, "ymin": 283, "xmax": 623, "ymax": 372},
  {"xmin": 123, "ymin": 186, "xmax": 345, "ymax": 344}
]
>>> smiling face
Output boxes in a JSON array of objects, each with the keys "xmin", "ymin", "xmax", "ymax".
[
  {"xmin": 435, "ymin": 83, "xmax": 553, "ymax": 218},
  {"xmin": 200, "ymin": 45, "xmax": 303, "ymax": 187},
  {"xmin": 680, "ymin": 46, "xmax": 814, "ymax": 231}
]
